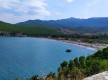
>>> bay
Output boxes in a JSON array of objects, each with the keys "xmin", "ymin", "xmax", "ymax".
[{"xmin": 0, "ymin": 37, "xmax": 96, "ymax": 80}]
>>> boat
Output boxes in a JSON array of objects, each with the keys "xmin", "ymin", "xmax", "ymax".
[{"xmin": 66, "ymin": 49, "xmax": 71, "ymax": 52}]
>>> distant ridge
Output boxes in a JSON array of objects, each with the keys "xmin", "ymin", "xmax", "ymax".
[
  {"xmin": 17, "ymin": 17, "xmax": 108, "ymax": 28},
  {"xmin": 1, "ymin": 17, "xmax": 108, "ymax": 35}
]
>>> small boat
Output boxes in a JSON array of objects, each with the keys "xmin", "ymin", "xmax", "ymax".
[{"xmin": 66, "ymin": 49, "xmax": 71, "ymax": 52}]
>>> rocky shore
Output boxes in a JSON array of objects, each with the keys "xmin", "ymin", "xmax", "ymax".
[{"xmin": 84, "ymin": 71, "xmax": 108, "ymax": 80}]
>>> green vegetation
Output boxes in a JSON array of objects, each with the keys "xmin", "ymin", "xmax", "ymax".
[
  {"xmin": 52, "ymin": 33, "xmax": 108, "ymax": 44},
  {"xmin": 0, "ymin": 21, "xmax": 108, "ymax": 44},
  {"xmin": 29, "ymin": 47, "xmax": 108, "ymax": 80},
  {"xmin": 1, "ymin": 21, "xmax": 108, "ymax": 80},
  {"xmin": 0, "ymin": 21, "xmax": 59, "ymax": 36}
]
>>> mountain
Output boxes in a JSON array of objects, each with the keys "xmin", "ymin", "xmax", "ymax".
[
  {"xmin": 1, "ymin": 17, "xmax": 108, "ymax": 36},
  {"xmin": 0, "ymin": 21, "xmax": 58, "ymax": 36},
  {"xmin": 17, "ymin": 17, "xmax": 108, "ymax": 28}
]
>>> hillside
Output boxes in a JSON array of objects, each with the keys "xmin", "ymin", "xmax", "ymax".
[
  {"xmin": 17, "ymin": 17, "xmax": 108, "ymax": 34},
  {"xmin": 0, "ymin": 21, "xmax": 58, "ymax": 36},
  {"xmin": 1, "ymin": 17, "xmax": 108, "ymax": 37}
]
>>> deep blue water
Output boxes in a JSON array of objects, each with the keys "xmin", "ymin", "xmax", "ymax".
[{"xmin": 0, "ymin": 37, "xmax": 96, "ymax": 80}]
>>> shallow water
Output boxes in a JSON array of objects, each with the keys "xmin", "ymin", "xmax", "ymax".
[{"xmin": 0, "ymin": 37, "xmax": 96, "ymax": 80}]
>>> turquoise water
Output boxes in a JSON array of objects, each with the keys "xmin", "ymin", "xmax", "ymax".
[{"xmin": 0, "ymin": 37, "xmax": 96, "ymax": 80}]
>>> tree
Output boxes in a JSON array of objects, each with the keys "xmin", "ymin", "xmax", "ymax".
[
  {"xmin": 30, "ymin": 75, "xmax": 40, "ymax": 80},
  {"xmin": 68, "ymin": 60, "xmax": 74, "ymax": 70},
  {"xmin": 102, "ymin": 47, "xmax": 108, "ymax": 59},
  {"xmin": 73, "ymin": 57, "xmax": 79, "ymax": 67},
  {"xmin": 79, "ymin": 56, "xmax": 86, "ymax": 68},
  {"xmin": 60, "ymin": 61, "xmax": 68, "ymax": 68},
  {"xmin": 70, "ymin": 67, "xmax": 85, "ymax": 80}
]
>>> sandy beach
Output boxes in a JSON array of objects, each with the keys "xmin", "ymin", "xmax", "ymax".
[
  {"xmin": 54, "ymin": 39, "xmax": 108, "ymax": 50},
  {"xmin": 39, "ymin": 37, "xmax": 108, "ymax": 51}
]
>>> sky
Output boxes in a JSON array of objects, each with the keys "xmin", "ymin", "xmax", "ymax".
[{"xmin": 0, "ymin": 0, "xmax": 108, "ymax": 23}]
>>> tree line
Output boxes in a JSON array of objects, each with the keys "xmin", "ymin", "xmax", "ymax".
[{"xmin": 29, "ymin": 47, "xmax": 108, "ymax": 80}]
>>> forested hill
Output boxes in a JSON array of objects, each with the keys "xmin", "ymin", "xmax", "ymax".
[
  {"xmin": 1, "ymin": 17, "xmax": 108, "ymax": 36},
  {"xmin": 0, "ymin": 21, "xmax": 59, "ymax": 36}
]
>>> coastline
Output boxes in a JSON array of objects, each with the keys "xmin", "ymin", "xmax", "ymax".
[
  {"xmin": 0, "ymin": 36, "xmax": 107, "ymax": 51},
  {"xmin": 38, "ymin": 37, "xmax": 98, "ymax": 51},
  {"xmin": 28, "ymin": 37, "xmax": 98, "ymax": 51},
  {"xmin": 60, "ymin": 40, "xmax": 108, "ymax": 50},
  {"xmin": 55, "ymin": 39, "xmax": 108, "ymax": 51},
  {"xmin": 51, "ymin": 39, "xmax": 97, "ymax": 51},
  {"xmin": 45, "ymin": 38, "xmax": 107, "ymax": 51}
]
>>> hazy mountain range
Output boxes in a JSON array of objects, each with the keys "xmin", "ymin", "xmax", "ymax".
[
  {"xmin": 17, "ymin": 17, "xmax": 108, "ymax": 28},
  {"xmin": 0, "ymin": 17, "xmax": 108, "ymax": 35}
]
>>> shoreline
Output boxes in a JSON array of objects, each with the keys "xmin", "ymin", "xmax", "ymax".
[
  {"xmin": 42, "ymin": 37, "xmax": 107, "ymax": 51},
  {"xmin": 0, "ymin": 36, "xmax": 107, "ymax": 50},
  {"xmin": 50, "ymin": 39, "xmax": 97, "ymax": 51},
  {"xmin": 29, "ymin": 37, "xmax": 98, "ymax": 51},
  {"xmin": 54, "ymin": 39, "xmax": 108, "ymax": 51}
]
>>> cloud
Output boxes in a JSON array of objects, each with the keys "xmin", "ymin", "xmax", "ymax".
[
  {"xmin": 82, "ymin": 0, "xmax": 99, "ymax": 18},
  {"xmin": 0, "ymin": 13, "xmax": 45, "ymax": 24},
  {"xmin": 0, "ymin": 0, "xmax": 51, "ymax": 23},
  {"xmin": 55, "ymin": 12, "xmax": 61, "ymax": 15},
  {"xmin": 66, "ymin": 0, "xmax": 74, "ymax": 3}
]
